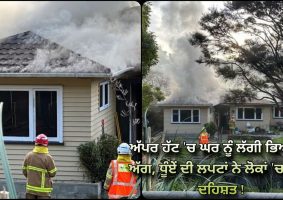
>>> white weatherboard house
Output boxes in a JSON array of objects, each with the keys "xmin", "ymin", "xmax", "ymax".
[
  {"xmin": 158, "ymin": 98, "xmax": 213, "ymax": 134},
  {"xmin": 0, "ymin": 31, "xmax": 117, "ymax": 182},
  {"xmin": 215, "ymin": 99, "xmax": 283, "ymax": 132}
]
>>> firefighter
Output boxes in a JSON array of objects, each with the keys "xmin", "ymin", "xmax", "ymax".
[
  {"xmin": 22, "ymin": 134, "xmax": 57, "ymax": 199},
  {"xmin": 229, "ymin": 115, "xmax": 236, "ymax": 135},
  {"xmin": 199, "ymin": 127, "xmax": 209, "ymax": 144},
  {"xmin": 104, "ymin": 143, "xmax": 137, "ymax": 199}
]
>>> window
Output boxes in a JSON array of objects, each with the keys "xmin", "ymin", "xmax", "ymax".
[
  {"xmin": 237, "ymin": 107, "xmax": 262, "ymax": 120},
  {"xmin": 238, "ymin": 108, "xmax": 243, "ymax": 119},
  {"xmin": 180, "ymin": 110, "xmax": 191, "ymax": 122},
  {"xmin": 193, "ymin": 110, "xmax": 199, "ymax": 122},
  {"xmin": 172, "ymin": 109, "xmax": 200, "ymax": 123},
  {"xmin": 172, "ymin": 110, "xmax": 179, "ymax": 122},
  {"xmin": 36, "ymin": 91, "xmax": 57, "ymax": 138},
  {"xmin": 0, "ymin": 86, "xmax": 63, "ymax": 142},
  {"xmin": 0, "ymin": 91, "xmax": 29, "ymax": 137},
  {"xmin": 274, "ymin": 106, "xmax": 283, "ymax": 118},
  {"xmin": 99, "ymin": 82, "xmax": 109, "ymax": 111}
]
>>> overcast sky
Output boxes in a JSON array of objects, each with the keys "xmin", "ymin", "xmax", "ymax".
[
  {"xmin": 149, "ymin": 1, "xmax": 235, "ymax": 104},
  {"xmin": 0, "ymin": 1, "xmax": 140, "ymax": 72}
]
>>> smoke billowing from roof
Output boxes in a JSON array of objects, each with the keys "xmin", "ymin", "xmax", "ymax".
[
  {"xmin": 149, "ymin": 2, "xmax": 228, "ymax": 105},
  {"xmin": 0, "ymin": 1, "xmax": 140, "ymax": 72}
]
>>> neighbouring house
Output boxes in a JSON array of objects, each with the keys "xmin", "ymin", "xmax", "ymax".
[
  {"xmin": 214, "ymin": 99, "xmax": 283, "ymax": 133},
  {"xmin": 158, "ymin": 98, "xmax": 214, "ymax": 134},
  {"xmin": 0, "ymin": 31, "xmax": 117, "ymax": 182}
]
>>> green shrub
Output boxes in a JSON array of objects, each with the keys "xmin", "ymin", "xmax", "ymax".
[
  {"xmin": 270, "ymin": 126, "xmax": 280, "ymax": 134},
  {"xmin": 204, "ymin": 122, "xmax": 217, "ymax": 138},
  {"xmin": 77, "ymin": 134, "xmax": 119, "ymax": 182}
]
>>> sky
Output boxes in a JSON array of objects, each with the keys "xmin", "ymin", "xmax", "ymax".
[
  {"xmin": 0, "ymin": 1, "xmax": 141, "ymax": 72},
  {"xmin": 148, "ymin": 1, "xmax": 235, "ymax": 105}
]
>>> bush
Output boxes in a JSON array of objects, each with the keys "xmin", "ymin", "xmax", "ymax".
[
  {"xmin": 77, "ymin": 134, "xmax": 119, "ymax": 182},
  {"xmin": 204, "ymin": 122, "xmax": 217, "ymax": 138}
]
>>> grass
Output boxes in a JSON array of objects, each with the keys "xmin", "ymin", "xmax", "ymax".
[{"xmin": 272, "ymin": 136, "xmax": 283, "ymax": 143}]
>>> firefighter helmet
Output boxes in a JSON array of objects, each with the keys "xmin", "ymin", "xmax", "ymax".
[
  {"xmin": 117, "ymin": 143, "xmax": 131, "ymax": 155},
  {"xmin": 35, "ymin": 134, "xmax": 48, "ymax": 146}
]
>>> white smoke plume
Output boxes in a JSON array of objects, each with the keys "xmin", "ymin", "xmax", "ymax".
[
  {"xmin": 0, "ymin": 1, "xmax": 141, "ymax": 72},
  {"xmin": 149, "ymin": 1, "xmax": 229, "ymax": 105}
]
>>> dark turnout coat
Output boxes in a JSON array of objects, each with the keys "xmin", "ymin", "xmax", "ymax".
[{"xmin": 23, "ymin": 150, "xmax": 57, "ymax": 196}]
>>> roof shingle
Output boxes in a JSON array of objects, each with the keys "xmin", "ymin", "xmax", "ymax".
[{"xmin": 0, "ymin": 31, "xmax": 111, "ymax": 74}]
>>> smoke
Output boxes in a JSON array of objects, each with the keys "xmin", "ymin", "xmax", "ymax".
[
  {"xmin": 0, "ymin": 1, "xmax": 140, "ymax": 72},
  {"xmin": 149, "ymin": 2, "xmax": 228, "ymax": 105}
]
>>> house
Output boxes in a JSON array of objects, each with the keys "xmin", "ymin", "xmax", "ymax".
[
  {"xmin": 0, "ymin": 31, "xmax": 117, "ymax": 182},
  {"xmin": 214, "ymin": 99, "xmax": 283, "ymax": 133},
  {"xmin": 158, "ymin": 98, "xmax": 214, "ymax": 134}
]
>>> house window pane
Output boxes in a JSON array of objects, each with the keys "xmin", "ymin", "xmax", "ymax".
[
  {"xmin": 275, "ymin": 107, "xmax": 279, "ymax": 117},
  {"xmin": 0, "ymin": 91, "xmax": 29, "ymax": 137},
  {"xmin": 255, "ymin": 108, "xmax": 262, "ymax": 119},
  {"xmin": 193, "ymin": 110, "xmax": 199, "ymax": 122},
  {"xmin": 245, "ymin": 108, "xmax": 254, "ymax": 119},
  {"xmin": 36, "ymin": 91, "xmax": 57, "ymax": 137},
  {"xmin": 238, "ymin": 108, "xmax": 243, "ymax": 119},
  {"xmin": 100, "ymin": 82, "xmax": 109, "ymax": 110},
  {"xmin": 172, "ymin": 110, "xmax": 179, "ymax": 122},
  {"xmin": 104, "ymin": 84, "xmax": 108, "ymax": 105},
  {"xmin": 99, "ymin": 85, "xmax": 103, "ymax": 108},
  {"xmin": 274, "ymin": 107, "xmax": 283, "ymax": 118},
  {"xmin": 180, "ymin": 110, "xmax": 191, "ymax": 122}
]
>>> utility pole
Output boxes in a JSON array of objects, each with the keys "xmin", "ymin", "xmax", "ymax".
[{"xmin": 143, "ymin": 107, "xmax": 151, "ymax": 191}]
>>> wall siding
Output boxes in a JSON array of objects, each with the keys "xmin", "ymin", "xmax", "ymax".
[
  {"xmin": 0, "ymin": 78, "xmax": 100, "ymax": 182},
  {"xmin": 91, "ymin": 80, "xmax": 116, "ymax": 140},
  {"xmin": 163, "ymin": 107, "xmax": 210, "ymax": 134}
]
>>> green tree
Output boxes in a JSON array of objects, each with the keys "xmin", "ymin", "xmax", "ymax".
[
  {"xmin": 142, "ymin": 2, "xmax": 164, "ymax": 112},
  {"xmin": 142, "ymin": 83, "xmax": 165, "ymax": 113},
  {"xmin": 189, "ymin": 1, "xmax": 283, "ymax": 106},
  {"xmin": 142, "ymin": 2, "xmax": 159, "ymax": 78}
]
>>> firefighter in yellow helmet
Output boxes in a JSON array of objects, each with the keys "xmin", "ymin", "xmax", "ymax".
[
  {"xmin": 22, "ymin": 134, "xmax": 57, "ymax": 199},
  {"xmin": 104, "ymin": 143, "xmax": 137, "ymax": 199},
  {"xmin": 199, "ymin": 127, "xmax": 209, "ymax": 144}
]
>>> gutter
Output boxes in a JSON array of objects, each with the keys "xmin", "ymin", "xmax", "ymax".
[
  {"xmin": 112, "ymin": 67, "xmax": 137, "ymax": 78},
  {"xmin": 143, "ymin": 191, "xmax": 283, "ymax": 199},
  {"xmin": 0, "ymin": 72, "xmax": 112, "ymax": 78},
  {"xmin": 157, "ymin": 104, "xmax": 213, "ymax": 107}
]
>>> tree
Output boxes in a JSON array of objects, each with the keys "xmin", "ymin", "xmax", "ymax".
[
  {"xmin": 189, "ymin": 1, "xmax": 283, "ymax": 106},
  {"xmin": 142, "ymin": 2, "xmax": 164, "ymax": 113},
  {"xmin": 142, "ymin": 83, "xmax": 165, "ymax": 113},
  {"xmin": 142, "ymin": 2, "xmax": 159, "ymax": 78}
]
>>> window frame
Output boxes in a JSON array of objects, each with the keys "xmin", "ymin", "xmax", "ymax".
[
  {"xmin": 99, "ymin": 81, "xmax": 110, "ymax": 111},
  {"xmin": 273, "ymin": 106, "xmax": 283, "ymax": 118},
  {"xmin": 236, "ymin": 107, "xmax": 263, "ymax": 121},
  {"xmin": 171, "ymin": 108, "xmax": 200, "ymax": 124},
  {"xmin": 0, "ymin": 85, "xmax": 63, "ymax": 143}
]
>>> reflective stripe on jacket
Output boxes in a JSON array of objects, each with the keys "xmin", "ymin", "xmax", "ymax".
[
  {"xmin": 199, "ymin": 133, "xmax": 209, "ymax": 144},
  {"xmin": 22, "ymin": 151, "xmax": 57, "ymax": 196},
  {"xmin": 108, "ymin": 160, "xmax": 137, "ymax": 199}
]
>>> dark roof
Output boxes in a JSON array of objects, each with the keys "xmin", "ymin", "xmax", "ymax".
[
  {"xmin": 216, "ymin": 99, "xmax": 276, "ymax": 107},
  {"xmin": 0, "ymin": 31, "xmax": 111, "ymax": 74},
  {"xmin": 158, "ymin": 97, "xmax": 213, "ymax": 107},
  {"xmin": 113, "ymin": 64, "xmax": 140, "ymax": 79}
]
